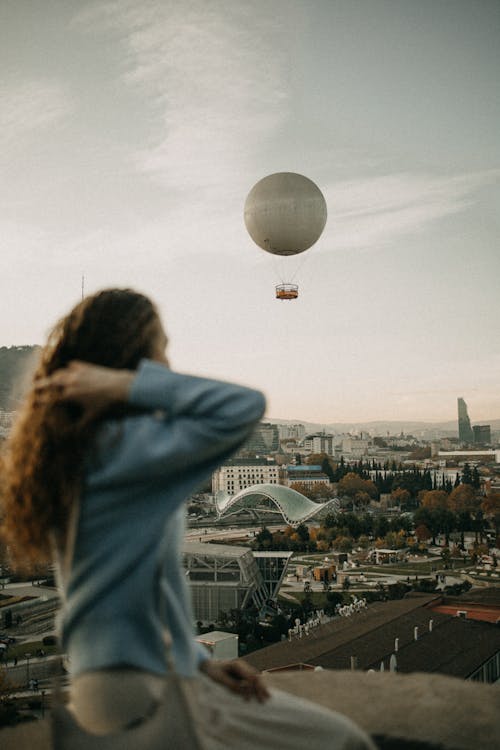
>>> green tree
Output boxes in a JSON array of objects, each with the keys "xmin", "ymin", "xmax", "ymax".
[
  {"xmin": 254, "ymin": 527, "xmax": 273, "ymax": 549},
  {"xmin": 296, "ymin": 523, "xmax": 310, "ymax": 543},
  {"xmin": 461, "ymin": 463, "xmax": 473, "ymax": 485},
  {"xmin": 323, "ymin": 512, "xmax": 338, "ymax": 529}
]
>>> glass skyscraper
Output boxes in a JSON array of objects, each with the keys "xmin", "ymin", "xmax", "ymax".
[{"xmin": 457, "ymin": 397, "xmax": 473, "ymax": 444}]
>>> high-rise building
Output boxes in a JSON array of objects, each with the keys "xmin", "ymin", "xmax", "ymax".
[
  {"xmin": 457, "ymin": 398, "xmax": 473, "ymax": 444},
  {"xmin": 473, "ymin": 425, "xmax": 491, "ymax": 445},
  {"xmin": 238, "ymin": 422, "xmax": 280, "ymax": 455}
]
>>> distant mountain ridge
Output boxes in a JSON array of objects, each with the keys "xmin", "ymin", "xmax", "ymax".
[{"xmin": 0, "ymin": 346, "xmax": 40, "ymax": 410}]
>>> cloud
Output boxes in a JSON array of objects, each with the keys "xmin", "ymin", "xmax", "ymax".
[
  {"xmin": 323, "ymin": 169, "xmax": 500, "ymax": 251},
  {"xmin": 0, "ymin": 79, "xmax": 72, "ymax": 150},
  {"xmin": 73, "ymin": 1, "xmax": 292, "ymax": 194}
]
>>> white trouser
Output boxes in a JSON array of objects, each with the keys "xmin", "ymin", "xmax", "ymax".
[{"xmin": 71, "ymin": 668, "xmax": 376, "ymax": 749}]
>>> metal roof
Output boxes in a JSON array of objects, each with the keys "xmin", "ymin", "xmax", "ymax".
[{"xmin": 183, "ymin": 541, "xmax": 250, "ymax": 558}]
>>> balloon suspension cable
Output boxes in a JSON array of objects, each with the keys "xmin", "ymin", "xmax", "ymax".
[
  {"xmin": 271, "ymin": 254, "xmax": 286, "ymax": 284},
  {"xmin": 288, "ymin": 253, "xmax": 309, "ymax": 283}
]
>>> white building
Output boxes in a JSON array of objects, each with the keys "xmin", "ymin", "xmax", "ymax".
[
  {"xmin": 300, "ymin": 433, "xmax": 336, "ymax": 456},
  {"xmin": 341, "ymin": 436, "xmax": 371, "ymax": 457},
  {"xmin": 278, "ymin": 423, "xmax": 307, "ymax": 441},
  {"xmin": 212, "ymin": 459, "xmax": 281, "ymax": 495}
]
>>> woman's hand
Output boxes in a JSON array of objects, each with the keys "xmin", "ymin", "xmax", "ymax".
[
  {"xmin": 200, "ymin": 659, "xmax": 270, "ymax": 702},
  {"xmin": 34, "ymin": 361, "xmax": 135, "ymax": 419}
]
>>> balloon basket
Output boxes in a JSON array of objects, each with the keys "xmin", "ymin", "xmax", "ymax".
[{"xmin": 275, "ymin": 284, "xmax": 299, "ymax": 300}]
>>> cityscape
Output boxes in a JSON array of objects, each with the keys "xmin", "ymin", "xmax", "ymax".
[{"xmin": 0, "ymin": 388, "xmax": 499, "ymax": 745}]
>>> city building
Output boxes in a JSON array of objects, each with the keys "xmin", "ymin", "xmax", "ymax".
[
  {"xmin": 458, "ymin": 398, "xmax": 474, "ymax": 444},
  {"xmin": 278, "ymin": 423, "xmax": 306, "ymax": 441},
  {"xmin": 286, "ymin": 464, "xmax": 330, "ymax": 489},
  {"xmin": 183, "ymin": 541, "xmax": 292, "ymax": 623},
  {"xmin": 438, "ymin": 449, "xmax": 500, "ymax": 464},
  {"xmin": 212, "ymin": 458, "xmax": 280, "ymax": 495},
  {"xmin": 184, "ymin": 541, "xmax": 267, "ymax": 622},
  {"xmin": 244, "ymin": 592, "xmax": 500, "ymax": 683},
  {"xmin": 473, "ymin": 424, "xmax": 491, "ymax": 445},
  {"xmin": 300, "ymin": 432, "xmax": 336, "ymax": 456},
  {"xmin": 340, "ymin": 436, "xmax": 371, "ymax": 457},
  {"xmin": 238, "ymin": 422, "xmax": 280, "ymax": 455}
]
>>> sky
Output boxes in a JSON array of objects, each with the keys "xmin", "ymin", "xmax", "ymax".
[{"xmin": 1, "ymin": 0, "xmax": 499, "ymax": 424}]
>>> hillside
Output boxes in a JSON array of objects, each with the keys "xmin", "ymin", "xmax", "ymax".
[{"xmin": 0, "ymin": 346, "xmax": 40, "ymax": 411}]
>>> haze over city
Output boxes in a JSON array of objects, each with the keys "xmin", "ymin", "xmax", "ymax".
[{"xmin": 1, "ymin": 1, "xmax": 499, "ymax": 423}]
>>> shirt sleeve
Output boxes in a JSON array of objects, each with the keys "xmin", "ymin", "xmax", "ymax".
[{"xmin": 92, "ymin": 360, "xmax": 266, "ymax": 486}]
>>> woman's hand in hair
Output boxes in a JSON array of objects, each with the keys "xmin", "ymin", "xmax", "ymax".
[
  {"xmin": 34, "ymin": 361, "xmax": 135, "ymax": 418},
  {"xmin": 200, "ymin": 659, "xmax": 270, "ymax": 702}
]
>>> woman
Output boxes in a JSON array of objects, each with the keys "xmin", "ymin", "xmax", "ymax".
[{"xmin": 1, "ymin": 288, "xmax": 374, "ymax": 748}]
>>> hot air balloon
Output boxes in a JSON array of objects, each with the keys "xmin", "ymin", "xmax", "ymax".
[{"xmin": 244, "ymin": 172, "xmax": 327, "ymax": 299}]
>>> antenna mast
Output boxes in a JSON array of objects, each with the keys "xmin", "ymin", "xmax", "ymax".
[{"xmin": 82, "ymin": 275, "xmax": 85, "ymax": 300}]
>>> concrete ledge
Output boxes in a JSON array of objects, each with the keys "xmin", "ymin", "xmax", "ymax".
[
  {"xmin": 1, "ymin": 670, "xmax": 498, "ymax": 748},
  {"xmin": 264, "ymin": 670, "xmax": 499, "ymax": 750}
]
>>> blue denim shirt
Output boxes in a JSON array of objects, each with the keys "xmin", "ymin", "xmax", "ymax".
[{"xmin": 58, "ymin": 360, "xmax": 265, "ymax": 677}]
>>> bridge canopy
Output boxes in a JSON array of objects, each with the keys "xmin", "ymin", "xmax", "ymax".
[{"xmin": 215, "ymin": 483, "xmax": 339, "ymax": 526}]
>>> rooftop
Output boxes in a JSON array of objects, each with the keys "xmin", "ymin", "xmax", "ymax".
[
  {"xmin": 183, "ymin": 540, "xmax": 250, "ymax": 558},
  {"xmin": 244, "ymin": 593, "xmax": 500, "ymax": 678}
]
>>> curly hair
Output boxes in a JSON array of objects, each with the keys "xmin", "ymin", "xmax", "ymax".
[{"xmin": 0, "ymin": 289, "xmax": 161, "ymax": 570}]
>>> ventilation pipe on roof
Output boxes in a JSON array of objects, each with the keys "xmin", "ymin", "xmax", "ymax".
[
  {"xmin": 414, "ymin": 626, "xmax": 419, "ymax": 641},
  {"xmin": 394, "ymin": 637, "xmax": 399, "ymax": 652},
  {"xmin": 429, "ymin": 619, "xmax": 433, "ymax": 632}
]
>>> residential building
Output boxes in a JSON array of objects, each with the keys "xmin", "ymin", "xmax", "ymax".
[{"xmin": 300, "ymin": 432, "xmax": 336, "ymax": 456}]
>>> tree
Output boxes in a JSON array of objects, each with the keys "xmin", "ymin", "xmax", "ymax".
[
  {"xmin": 415, "ymin": 524, "xmax": 431, "ymax": 542},
  {"xmin": 434, "ymin": 508, "xmax": 456, "ymax": 545},
  {"xmin": 323, "ymin": 512, "xmax": 338, "ymax": 529},
  {"xmin": 289, "ymin": 481, "xmax": 335, "ymax": 500},
  {"xmin": 472, "ymin": 467, "xmax": 481, "ymax": 490},
  {"xmin": 338, "ymin": 472, "xmax": 378, "ymax": 509},
  {"xmin": 332, "ymin": 535, "xmax": 353, "ymax": 553},
  {"xmin": 420, "ymin": 490, "xmax": 449, "ymax": 510},
  {"xmin": 461, "ymin": 463, "xmax": 473, "ymax": 485},
  {"xmin": 340, "ymin": 512, "xmax": 362, "ymax": 539},
  {"xmin": 482, "ymin": 492, "xmax": 500, "ymax": 535},
  {"xmin": 254, "ymin": 527, "xmax": 273, "ymax": 550},
  {"xmin": 296, "ymin": 523, "xmax": 310, "ymax": 543},
  {"xmin": 448, "ymin": 484, "xmax": 479, "ymax": 514},
  {"xmin": 391, "ymin": 487, "xmax": 410, "ymax": 508},
  {"xmin": 373, "ymin": 515, "xmax": 389, "ymax": 539}
]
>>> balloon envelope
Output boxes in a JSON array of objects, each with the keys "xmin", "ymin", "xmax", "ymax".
[{"xmin": 244, "ymin": 172, "xmax": 327, "ymax": 256}]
